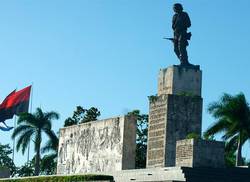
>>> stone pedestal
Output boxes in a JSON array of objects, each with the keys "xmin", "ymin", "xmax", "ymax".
[
  {"xmin": 158, "ymin": 66, "xmax": 202, "ymax": 96},
  {"xmin": 147, "ymin": 65, "xmax": 203, "ymax": 168},
  {"xmin": 147, "ymin": 94, "xmax": 202, "ymax": 167},
  {"xmin": 176, "ymin": 139, "xmax": 225, "ymax": 168}
]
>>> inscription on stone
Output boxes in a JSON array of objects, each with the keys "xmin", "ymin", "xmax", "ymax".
[
  {"xmin": 176, "ymin": 139, "xmax": 194, "ymax": 167},
  {"xmin": 146, "ymin": 95, "xmax": 167, "ymax": 167},
  {"xmin": 176, "ymin": 139, "xmax": 225, "ymax": 168}
]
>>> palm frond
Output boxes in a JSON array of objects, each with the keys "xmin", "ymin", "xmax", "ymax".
[
  {"xmin": 17, "ymin": 113, "xmax": 37, "ymax": 126},
  {"xmin": 44, "ymin": 111, "xmax": 59, "ymax": 121},
  {"xmin": 39, "ymin": 111, "xmax": 59, "ymax": 130},
  {"xmin": 12, "ymin": 125, "xmax": 33, "ymax": 139},
  {"xmin": 16, "ymin": 129, "xmax": 34, "ymax": 154},
  {"xmin": 204, "ymin": 117, "xmax": 230, "ymax": 137},
  {"xmin": 42, "ymin": 129, "xmax": 58, "ymax": 152},
  {"xmin": 222, "ymin": 120, "xmax": 240, "ymax": 140},
  {"xmin": 225, "ymin": 135, "xmax": 238, "ymax": 152},
  {"xmin": 35, "ymin": 108, "xmax": 44, "ymax": 121},
  {"xmin": 41, "ymin": 141, "xmax": 54, "ymax": 154}
]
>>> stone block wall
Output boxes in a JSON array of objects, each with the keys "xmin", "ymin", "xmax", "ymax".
[
  {"xmin": 147, "ymin": 95, "xmax": 168, "ymax": 167},
  {"xmin": 57, "ymin": 115, "xmax": 136, "ymax": 174},
  {"xmin": 147, "ymin": 94, "xmax": 202, "ymax": 168},
  {"xmin": 165, "ymin": 95, "xmax": 202, "ymax": 167},
  {"xmin": 176, "ymin": 139, "xmax": 225, "ymax": 168}
]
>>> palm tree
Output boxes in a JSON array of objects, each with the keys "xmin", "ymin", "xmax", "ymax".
[
  {"xmin": 204, "ymin": 93, "xmax": 250, "ymax": 166},
  {"xmin": 40, "ymin": 133, "xmax": 59, "ymax": 174},
  {"xmin": 12, "ymin": 108, "xmax": 59, "ymax": 176}
]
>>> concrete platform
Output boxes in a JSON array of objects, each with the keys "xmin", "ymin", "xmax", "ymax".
[
  {"xmin": 96, "ymin": 167, "xmax": 185, "ymax": 182},
  {"xmin": 93, "ymin": 167, "xmax": 250, "ymax": 182},
  {"xmin": 1, "ymin": 167, "xmax": 249, "ymax": 182}
]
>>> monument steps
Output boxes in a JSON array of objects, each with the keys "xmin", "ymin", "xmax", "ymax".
[
  {"xmin": 95, "ymin": 167, "xmax": 250, "ymax": 182},
  {"xmin": 182, "ymin": 167, "xmax": 250, "ymax": 182}
]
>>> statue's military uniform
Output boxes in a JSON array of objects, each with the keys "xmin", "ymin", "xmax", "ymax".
[{"xmin": 172, "ymin": 4, "xmax": 191, "ymax": 65}]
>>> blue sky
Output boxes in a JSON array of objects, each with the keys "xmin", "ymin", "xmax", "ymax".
[{"xmin": 0, "ymin": 0, "xmax": 250, "ymax": 166}]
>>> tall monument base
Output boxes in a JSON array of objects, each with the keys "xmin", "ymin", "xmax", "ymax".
[
  {"xmin": 147, "ymin": 65, "xmax": 203, "ymax": 168},
  {"xmin": 147, "ymin": 94, "xmax": 202, "ymax": 167}
]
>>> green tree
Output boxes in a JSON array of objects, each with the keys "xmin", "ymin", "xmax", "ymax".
[
  {"xmin": 204, "ymin": 93, "xmax": 250, "ymax": 166},
  {"xmin": 12, "ymin": 108, "xmax": 59, "ymax": 176},
  {"xmin": 40, "ymin": 154, "xmax": 57, "ymax": 175},
  {"xmin": 127, "ymin": 110, "xmax": 148, "ymax": 168},
  {"xmin": 40, "ymin": 133, "xmax": 59, "ymax": 175},
  {"xmin": 63, "ymin": 117, "xmax": 77, "ymax": 127},
  {"xmin": 80, "ymin": 107, "xmax": 101, "ymax": 124},
  {"xmin": 16, "ymin": 154, "xmax": 58, "ymax": 176},
  {"xmin": 17, "ymin": 161, "xmax": 34, "ymax": 177},
  {"xmin": 225, "ymin": 148, "xmax": 236, "ymax": 167},
  {"xmin": 0, "ymin": 143, "xmax": 16, "ymax": 175},
  {"xmin": 64, "ymin": 106, "xmax": 100, "ymax": 127}
]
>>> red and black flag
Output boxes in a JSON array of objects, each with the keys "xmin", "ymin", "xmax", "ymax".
[
  {"xmin": 0, "ymin": 90, "xmax": 16, "ymax": 122},
  {"xmin": 9, "ymin": 85, "xmax": 31, "ymax": 115},
  {"xmin": 0, "ymin": 86, "xmax": 31, "ymax": 123}
]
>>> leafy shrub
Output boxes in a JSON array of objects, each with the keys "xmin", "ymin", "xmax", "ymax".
[
  {"xmin": 0, "ymin": 174, "xmax": 114, "ymax": 182},
  {"xmin": 186, "ymin": 132, "xmax": 200, "ymax": 140}
]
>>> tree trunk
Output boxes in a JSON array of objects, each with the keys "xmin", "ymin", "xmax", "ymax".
[
  {"xmin": 236, "ymin": 134, "xmax": 243, "ymax": 166},
  {"xmin": 34, "ymin": 131, "xmax": 41, "ymax": 176}
]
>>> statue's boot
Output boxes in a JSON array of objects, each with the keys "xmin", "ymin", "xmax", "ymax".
[
  {"xmin": 180, "ymin": 60, "xmax": 200, "ymax": 70},
  {"xmin": 180, "ymin": 59, "xmax": 191, "ymax": 66}
]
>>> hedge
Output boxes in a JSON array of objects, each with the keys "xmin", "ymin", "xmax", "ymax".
[{"xmin": 0, "ymin": 174, "xmax": 114, "ymax": 182}]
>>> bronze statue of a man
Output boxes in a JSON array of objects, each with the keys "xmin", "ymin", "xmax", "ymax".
[{"xmin": 172, "ymin": 3, "xmax": 191, "ymax": 66}]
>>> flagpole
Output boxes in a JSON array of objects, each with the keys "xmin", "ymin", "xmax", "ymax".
[
  {"xmin": 12, "ymin": 86, "xmax": 17, "ymax": 163},
  {"xmin": 12, "ymin": 115, "xmax": 17, "ymax": 161},
  {"xmin": 27, "ymin": 83, "xmax": 33, "ymax": 163}
]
